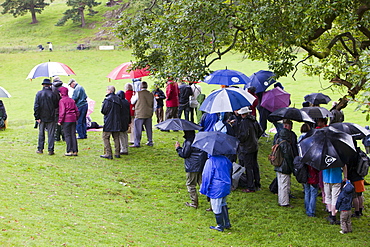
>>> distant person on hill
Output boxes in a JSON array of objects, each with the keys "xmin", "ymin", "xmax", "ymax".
[
  {"xmin": 34, "ymin": 79, "xmax": 59, "ymax": 155},
  {"xmin": 48, "ymin": 42, "xmax": 53, "ymax": 51}
]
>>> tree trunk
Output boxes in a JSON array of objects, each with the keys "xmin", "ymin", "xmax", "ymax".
[
  {"xmin": 79, "ymin": 8, "xmax": 85, "ymax": 27},
  {"xmin": 30, "ymin": 6, "xmax": 38, "ymax": 24}
]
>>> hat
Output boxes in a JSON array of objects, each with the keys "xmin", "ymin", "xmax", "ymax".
[
  {"xmin": 68, "ymin": 79, "xmax": 75, "ymax": 86},
  {"xmin": 42, "ymin": 79, "xmax": 52, "ymax": 85},
  {"xmin": 237, "ymin": 106, "xmax": 252, "ymax": 115}
]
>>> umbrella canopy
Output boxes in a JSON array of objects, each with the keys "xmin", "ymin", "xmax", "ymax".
[
  {"xmin": 26, "ymin": 62, "xmax": 76, "ymax": 79},
  {"xmin": 301, "ymin": 107, "xmax": 333, "ymax": 119},
  {"xmin": 192, "ymin": 131, "xmax": 239, "ymax": 155},
  {"xmin": 245, "ymin": 70, "xmax": 276, "ymax": 93},
  {"xmin": 107, "ymin": 62, "xmax": 150, "ymax": 80},
  {"xmin": 260, "ymin": 87, "xmax": 290, "ymax": 112},
  {"xmin": 204, "ymin": 69, "xmax": 251, "ymax": 86},
  {"xmin": 267, "ymin": 107, "xmax": 314, "ymax": 123},
  {"xmin": 304, "ymin": 93, "xmax": 331, "ymax": 105},
  {"xmin": 299, "ymin": 126, "xmax": 356, "ymax": 171},
  {"xmin": 199, "ymin": 87, "xmax": 255, "ymax": 114},
  {"xmin": 330, "ymin": 122, "xmax": 370, "ymax": 140},
  {"xmin": 155, "ymin": 118, "xmax": 202, "ymax": 131},
  {"xmin": 0, "ymin": 86, "xmax": 11, "ymax": 98}
]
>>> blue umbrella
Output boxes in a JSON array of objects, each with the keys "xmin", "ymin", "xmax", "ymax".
[
  {"xmin": 204, "ymin": 69, "xmax": 251, "ymax": 86},
  {"xmin": 244, "ymin": 70, "xmax": 276, "ymax": 93},
  {"xmin": 199, "ymin": 87, "xmax": 256, "ymax": 113},
  {"xmin": 192, "ymin": 131, "xmax": 239, "ymax": 155},
  {"xmin": 155, "ymin": 118, "xmax": 202, "ymax": 131}
]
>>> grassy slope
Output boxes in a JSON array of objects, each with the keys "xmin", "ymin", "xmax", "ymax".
[{"xmin": 0, "ymin": 2, "xmax": 369, "ymax": 247}]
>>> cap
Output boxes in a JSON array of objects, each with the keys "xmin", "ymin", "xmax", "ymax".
[{"xmin": 237, "ymin": 106, "xmax": 252, "ymax": 115}]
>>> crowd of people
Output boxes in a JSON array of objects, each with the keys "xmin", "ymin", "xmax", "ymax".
[{"xmin": 31, "ymin": 77, "xmax": 367, "ymax": 233}]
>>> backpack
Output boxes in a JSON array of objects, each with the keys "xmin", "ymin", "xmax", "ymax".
[
  {"xmin": 268, "ymin": 140, "xmax": 286, "ymax": 167},
  {"xmin": 357, "ymin": 149, "xmax": 370, "ymax": 177},
  {"xmin": 293, "ymin": 156, "xmax": 308, "ymax": 183}
]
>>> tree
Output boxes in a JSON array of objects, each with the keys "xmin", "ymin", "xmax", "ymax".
[
  {"xmin": 1, "ymin": 0, "xmax": 53, "ymax": 24},
  {"xmin": 56, "ymin": 0, "xmax": 101, "ymax": 27},
  {"xmin": 116, "ymin": 0, "xmax": 370, "ymax": 118}
]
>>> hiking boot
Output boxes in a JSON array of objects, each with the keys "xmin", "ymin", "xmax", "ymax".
[
  {"xmin": 185, "ymin": 202, "xmax": 198, "ymax": 209},
  {"xmin": 36, "ymin": 150, "xmax": 43, "ymax": 154},
  {"xmin": 48, "ymin": 151, "xmax": 55, "ymax": 155},
  {"xmin": 64, "ymin": 152, "xmax": 73, "ymax": 156},
  {"xmin": 100, "ymin": 155, "xmax": 113, "ymax": 159}
]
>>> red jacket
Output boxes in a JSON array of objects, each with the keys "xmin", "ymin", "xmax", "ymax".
[
  {"xmin": 166, "ymin": 81, "xmax": 179, "ymax": 107},
  {"xmin": 307, "ymin": 165, "xmax": 320, "ymax": 185},
  {"xmin": 58, "ymin": 87, "xmax": 79, "ymax": 123},
  {"xmin": 125, "ymin": 90, "xmax": 135, "ymax": 117}
]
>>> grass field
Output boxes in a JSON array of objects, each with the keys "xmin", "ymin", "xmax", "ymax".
[{"xmin": 0, "ymin": 1, "xmax": 369, "ymax": 246}]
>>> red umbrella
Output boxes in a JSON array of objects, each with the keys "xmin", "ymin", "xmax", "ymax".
[
  {"xmin": 260, "ymin": 87, "xmax": 290, "ymax": 112},
  {"xmin": 107, "ymin": 62, "xmax": 150, "ymax": 80}
]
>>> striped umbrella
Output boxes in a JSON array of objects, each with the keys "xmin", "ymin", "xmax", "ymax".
[{"xmin": 26, "ymin": 62, "xmax": 76, "ymax": 79}]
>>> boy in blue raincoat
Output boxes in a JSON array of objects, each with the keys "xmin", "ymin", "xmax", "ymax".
[{"xmin": 200, "ymin": 155, "xmax": 232, "ymax": 232}]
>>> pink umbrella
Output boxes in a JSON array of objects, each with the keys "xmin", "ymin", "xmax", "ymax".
[
  {"xmin": 261, "ymin": 87, "xmax": 290, "ymax": 112},
  {"xmin": 107, "ymin": 62, "xmax": 150, "ymax": 80}
]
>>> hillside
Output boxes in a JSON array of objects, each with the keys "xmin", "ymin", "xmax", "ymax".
[{"xmin": 0, "ymin": 0, "xmax": 129, "ymax": 52}]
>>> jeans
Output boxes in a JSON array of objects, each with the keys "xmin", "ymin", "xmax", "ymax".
[
  {"xmin": 304, "ymin": 183, "xmax": 318, "ymax": 216},
  {"xmin": 178, "ymin": 103, "xmax": 191, "ymax": 121},
  {"xmin": 77, "ymin": 104, "xmax": 88, "ymax": 139}
]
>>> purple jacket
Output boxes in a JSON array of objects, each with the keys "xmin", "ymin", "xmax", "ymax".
[{"xmin": 58, "ymin": 87, "xmax": 79, "ymax": 123}]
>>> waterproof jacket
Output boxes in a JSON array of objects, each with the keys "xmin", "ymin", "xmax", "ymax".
[
  {"xmin": 236, "ymin": 115, "xmax": 263, "ymax": 154},
  {"xmin": 0, "ymin": 100, "xmax": 7, "ymax": 120},
  {"xmin": 335, "ymin": 182, "xmax": 354, "ymax": 211},
  {"xmin": 176, "ymin": 134, "xmax": 207, "ymax": 173},
  {"xmin": 152, "ymin": 88, "xmax": 166, "ymax": 108},
  {"xmin": 165, "ymin": 81, "xmax": 179, "ymax": 107},
  {"xmin": 200, "ymin": 155, "xmax": 232, "ymax": 199},
  {"xmin": 274, "ymin": 128, "xmax": 295, "ymax": 174},
  {"xmin": 34, "ymin": 86, "xmax": 59, "ymax": 122},
  {"xmin": 178, "ymin": 83, "xmax": 193, "ymax": 104},
  {"xmin": 58, "ymin": 87, "xmax": 79, "ymax": 123},
  {"xmin": 71, "ymin": 83, "xmax": 88, "ymax": 108},
  {"xmin": 125, "ymin": 90, "xmax": 135, "ymax": 117},
  {"xmin": 101, "ymin": 92, "xmax": 124, "ymax": 132}
]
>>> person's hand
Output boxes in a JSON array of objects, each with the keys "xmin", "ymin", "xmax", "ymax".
[
  {"xmin": 36, "ymin": 119, "xmax": 41, "ymax": 123},
  {"xmin": 175, "ymin": 141, "xmax": 180, "ymax": 148},
  {"xmin": 57, "ymin": 123, "xmax": 61, "ymax": 126}
]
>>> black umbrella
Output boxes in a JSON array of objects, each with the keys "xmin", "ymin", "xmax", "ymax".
[
  {"xmin": 267, "ymin": 107, "xmax": 314, "ymax": 123},
  {"xmin": 329, "ymin": 122, "xmax": 370, "ymax": 140},
  {"xmin": 298, "ymin": 126, "xmax": 356, "ymax": 171},
  {"xmin": 304, "ymin": 93, "xmax": 331, "ymax": 105},
  {"xmin": 155, "ymin": 118, "xmax": 202, "ymax": 131},
  {"xmin": 301, "ymin": 107, "xmax": 333, "ymax": 119},
  {"xmin": 192, "ymin": 131, "xmax": 239, "ymax": 155}
]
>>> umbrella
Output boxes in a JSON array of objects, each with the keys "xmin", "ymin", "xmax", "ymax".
[
  {"xmin": 26, "ymin": 62, "xmax": 76, "ymax": 79},
  {"xmin": 245, "ymin": 70, "xmax": 276, "ymax": 93},
  {"xmin": 260, "ymin": 87, "xmax": 290, "ymax": 112},
  {"xmin": 155, "ymin": 118, "xmax": 202, "ymax": 131},
  {"xmin": 298, "ymin": 126, "xmax": 356, "ymax": 171},
  {"xmin": 267, "ymin": 107, "xmax": 314, "ymax": 123},
  {"xmin": 204, "ymin": 69, "xmax": 251, "ymax": 86},
  {"xmin": 0, "ymin": 87, "xmax": 11, "ymax": 98},
  {"xmin": 107, "ymin": 62, "xmax": 150, "ymax": 80},
  {"xmin": 199, "ymin": 87, "xmax": 255, "ymax": 114},
  {"xmin": 330, "ymin": 122, "xmax": 370, "ymax": 140},
  {"xmin": 304, "ymin": 93, "xmax": 331, "ymax": 105},
  {"xmin": 192, "ymin": 131, "xmax": 239, "ymax": 155},
  {"xmin": 301, "ymin": 107, "xmax": 333, "ymax": 119}
]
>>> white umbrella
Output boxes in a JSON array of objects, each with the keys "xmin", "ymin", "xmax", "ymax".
[{"xmin": 0, "ymin": 86, "xmax": 11, "ymax": 98}]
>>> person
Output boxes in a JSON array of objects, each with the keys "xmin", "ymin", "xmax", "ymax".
[
  {"xmin": 0, "ymin": 100, "xmax": 7, "ymax": 130},
  {"xmin": 200, "ymin": 155, "xmax": 233, "ymax": 232},
  {"xmin": 100, "ymin": 86, "xmax": 124, "ymax": 159},
  {"xmin": 69, "ymin": 79, "xmax": 88, "ymax": 139},
  {"xmin": 34, "ymin": 79, "xmax": 59, "ymax": 155},
  {"xmin": 362, "ymin": 126, "xmax": 370, "ymax": 154},
  {"xmin": 124, "ymin": 83, "xmax": 135, "ymax": 144},
  {"xmin": 247, "ymin": 86, "xmax": 258, "ymax": 117},
  {"xmin": 165, "ymin": 79, "xmax": 179, "ymax": 120},
  {"xmin": 304, "ymin": 165, "xmax": 320, "ymax": 217},
  {"xmin": 132, "ymin": 78, "xmax": 142, "ymax": 92},
  {"xmin": 199, "ymin": 113, "xmax": 218, "ymax": 132},
  {"xmin": 130, "ymin": 81, "xmax": 155, "ymax": 147},
  {"xmin": 335, "ymin": 181, "xmax": 354, "ymax": 234},
  {"xmin": 274, "ymin": 119, "xmax": 299, "ymax": 157},
  {"xmin": 235, "ymin": 106, "xmax": 263, "ymax": 192},
  {"xmin": 274, "ymin": 128, "xmax": 295, "ymax": 207},
  {"xmin": 175, "ymin": 130, "xmax": 207, "ymax": 209},
  {"xmin": 330, "ymin": 101, "xmax": 344, "ymax": 124},
  {"xmin": 37, "ymin": 44, "xmax": 44, "ymax": 51},
  {"xmin": 152, "ymin": 85, "xmax": 166, "ymax": 124},
  {"xmin": 57, "ymin": 87, "xmax": 79, "ymax": 156},
  {"xmin": 298, "ymin": 123, "xmax": 311, "ymax": 142},
  {"xmin": 117, "ymin": 90, "xmax": 131, "ymax": 155},
  {"xmin": 52, "ymin": 77, "xmax": 65, "ymax": 141},
  {"xmin": 189, "ymin": 82, "xmax": 201, "ymax": 123},
  {"xmin": 48, "ymin": 42, "xmax": 53, "ymax": 51},
  {"xmin": 177, "ymin": 81, "xmax": 193, "ymax": 121}
]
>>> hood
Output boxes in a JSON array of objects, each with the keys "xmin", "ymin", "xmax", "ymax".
[
  {"xmin": 342, "ymin": 182, "xmax": 354, "ymax": 195},
  {"xmin": 59, "ymin": 87, "xmax": 69, "ymax": 96},
  {"xmin": 0, "ymin": 100, "xmax": 3, "ymax": 107},
  {"xmin": 53, "ymin": 81, "xmax": 63, "ymax": 87},
  {"xmin": 279, "ymin": 128, "xmax": 291, "ymax": 142},
  {"xmin": 183, "ymin": 130, "xmax": 195, "ymax": 142},
  {"xmin": 117, "ymin": 90, "xmax": 125, "ymax": 100}
]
